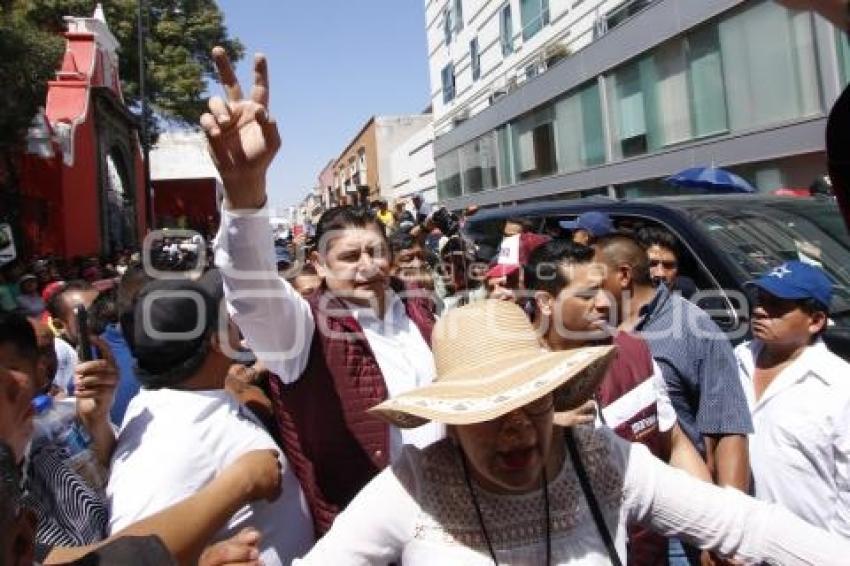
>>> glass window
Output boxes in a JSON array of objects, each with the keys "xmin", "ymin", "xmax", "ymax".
[
  {"xmin": 500, "ymin": 4, "xmax": 513, "ymax": 56},
  {"xmin": 471, "ymin": 38, "xmax": 480, "ymax": 81},
  {"xmin": 521, "ymin": 0, "xmax": 549, "ymax": 41},
  {"xmin": 443, "ymin": 7, "xmax": 452, "ymax": 45},
  {"xmin": 687, "ymin": 25, "xmax": 728, "ymax": 137},
  {"xmin": 460, "ymin": 134, "xmax": 498, "ymax": 193},
  {"xmin": 442, "ymin": 63, "xmax": 455, "ymax": 103},
  {"xmin": 437, "ymin": 151, "xmax": 462, "ymax": 200},
  {"xmin": 496, "ymin": 125, "xmax": 514, "ymax": 186},
  {"xmin": 454, "ymin": 0, "xmax": 464, "ymax": 32},
  {"xmin": 608, "ymin": 27, "xmax": 728, "ymax": 159},
  {"xmin": 511, "ymin": 105, "xmax": 557, "ymax": 181},
  {"xmin": 719, "ymin": 1, "xmax": 820, "ymax": 131},
  {"xmin": 607, "ymin": 56, "xmax": 660, "ymax": 158},
  {"xmin": 839, "ymin": 31, "xmax": 850, "ymax": 86},
  {"xmin": 553, "ymin": 82, "xmax": 605, "ymax": 173}
]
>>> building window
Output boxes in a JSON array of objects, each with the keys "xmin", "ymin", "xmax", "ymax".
[
  {"xmin": 496, "ymin": 125, "xmax": 514, "ymax": 186},
  {"xmin": 718, "ymin": 1, "xmax": 820, "ymax": 131},
  {"xmin": 511, "ymin": 105, "xmax": 557, "ymax": 181},
  {"xmin": 444, "ymin": 0, "xmax": 463, "ymax": 45},
  {"xmin": 442, "ymin": 63, "xmax": 456, "ymax": 103},
  {"xmin": 500, "ymin": 4, "xmax": 513, "ymax": 56},
  {"xmin": 607, "ymin": 27, "xmax": 728, "ymax": 159},
  {"xmin": 470, "ymin": 38, "xmax": 480, "ymax": 81},
  {"xmin": 453, "ymin": 0, "xmax": 464, "ymax": 32},
  {"xmin": 553, "ymin": 82, "xmax": 606, "ymax": 173},
  {"xmin": 437, "ymin": 152, "xmax": 462, "ymax": 200},
  {"xmin": 460, "ymin": 133, "xmax": 498, "ymax": 193},
  {"xmin": 520, "ymin": 0, "xmax": 549, "ymax": 41},
  {"xmin": 443, "ymin": 7, "xmax": 453, "ymax": 45}
]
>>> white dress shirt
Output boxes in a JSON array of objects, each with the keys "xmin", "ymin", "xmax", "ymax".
[
  {"xmin": 214, "ymin": 207, "xmax": 443, "ymax": 459},
  {"xmin": 735, "ymin": 339, "xmax": 850, "ymax": 536},
  {"xmin": 297, "ymin": 426, "xmax": 850, "ymax": 565},
  {"xmin": 108, "ymin": 389, "xmax": 314, "ymax": 566}
]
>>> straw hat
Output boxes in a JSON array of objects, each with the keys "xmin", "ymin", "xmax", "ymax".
[{"xmin": 371, "ymin": 300, "xmax": 616, "ymax": 428}]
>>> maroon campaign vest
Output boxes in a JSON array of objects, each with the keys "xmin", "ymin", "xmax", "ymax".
[
  {"xmin": 267, "ymin": 278, "xmax": 435, "ymax": 536},
  {"xmin": 597, "ymin": 332, "xmax": 668, "ymax": 566}
]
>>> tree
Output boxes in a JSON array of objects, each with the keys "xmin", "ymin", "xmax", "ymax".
[
  {"xmin": 0, "ymin": 8, "xmax": 64, "ymax": 150},
  {"xmin": 4, "ymin": 0, "xmax": 243, "ymax": 138}
]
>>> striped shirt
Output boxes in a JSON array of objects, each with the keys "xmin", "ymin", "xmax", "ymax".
[{"xmin": 635, "ymin": 284, "xmax": 752, "ymax": 454}]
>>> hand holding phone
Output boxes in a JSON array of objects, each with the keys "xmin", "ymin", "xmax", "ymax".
[{"xmin": 74, "ymin": 305, "xmax": 95, "ymax": 362}]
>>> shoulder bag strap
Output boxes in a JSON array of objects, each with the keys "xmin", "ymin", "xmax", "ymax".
[{"xmin": 565, "ymin": 428, "xmax": 624, "ymax": 566}]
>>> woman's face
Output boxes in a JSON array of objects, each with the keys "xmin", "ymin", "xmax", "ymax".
[
  {"xmin": 453, "ymin": 394, "xmax": 556, "ymax": 494},
  {"xmin": 315, "ymin": 225, "xmax": 391, "ymax": 306}
]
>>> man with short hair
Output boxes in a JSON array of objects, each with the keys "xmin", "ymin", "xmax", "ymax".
[
  {"xmin": 735, "ymin": 261, "xmax": 850, "ymax": 535},
  {"xmin": 637, "ymin": 226, "xmax": 695, "ymax": 299},
  {"xmin": 107, "ymin": 273, "xmax": 313, "ymax": 565},
  {"xmin": 593, "ymin": 235, "xmax": 752, "ymax": 492},
  {"xmin": 528, "ymin": 239, "xmax": 709, "ymax": 565}
]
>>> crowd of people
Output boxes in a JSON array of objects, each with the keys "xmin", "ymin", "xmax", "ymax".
[{"xmin": 3, "ymin": 1, "xmax": 850, "ymax": 564}]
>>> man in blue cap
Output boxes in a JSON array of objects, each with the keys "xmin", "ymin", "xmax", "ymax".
[
  {"xmin": 735, "ymin": 261, "xmax": 850, "ymax": 536},
  {"xmin": 559, "ymin": 211, "xmax": 615, "ymax": 245}
]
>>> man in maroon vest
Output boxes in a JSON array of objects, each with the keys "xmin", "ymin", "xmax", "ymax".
[
  {"xmin": 527, "ymin": 239, "xmax": 710, "ymax": 565},
  {"xmin": 201, "ymin": 49, "xmax": 442, "ymax": 535}
]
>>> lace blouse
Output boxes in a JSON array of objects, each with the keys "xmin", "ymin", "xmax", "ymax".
[{"xmin": 298, "ymin": 425, "xmax": 850, "ymax": 565}]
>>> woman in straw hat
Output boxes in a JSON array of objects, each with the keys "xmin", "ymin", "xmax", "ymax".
[{"xmin": 297, "ymin": 300, "xmax": 850, "ymax": 565}]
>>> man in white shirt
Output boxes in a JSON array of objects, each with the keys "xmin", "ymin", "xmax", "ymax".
[
  {"xmin": 735, "ymin": 261, "xmax": 850, "ymax": 536},
  {"xmin": 107, "ymin": 272, "xmax": 314, "ymax": 565}
]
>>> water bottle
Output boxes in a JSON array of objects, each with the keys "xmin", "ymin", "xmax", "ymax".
[{"xmin": 31, "ymin": 394, "xmax": 107, "ymax": 490}]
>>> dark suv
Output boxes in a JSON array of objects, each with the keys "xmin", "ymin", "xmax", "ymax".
[{"xmin": 462, "ymin": 195, "xmax": 850, "ymax": 360}]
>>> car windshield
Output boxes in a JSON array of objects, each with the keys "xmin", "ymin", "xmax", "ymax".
[{"xmin": 682, "ymin": 199, "xmax": 850, "ymax": 322}]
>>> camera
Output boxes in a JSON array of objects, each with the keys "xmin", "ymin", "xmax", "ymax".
[{"xmin": 431, "ymin": 207, "xmax": 461, "ymax": 238}]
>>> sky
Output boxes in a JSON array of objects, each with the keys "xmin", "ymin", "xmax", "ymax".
[{"xmin": 214, "ymin": 0, "xmax": 432, "ymax": 210}]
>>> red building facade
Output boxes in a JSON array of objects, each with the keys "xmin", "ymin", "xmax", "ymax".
[{"xmin": 16, "ymin": 6, "xmax": 145, "ymax": 260}]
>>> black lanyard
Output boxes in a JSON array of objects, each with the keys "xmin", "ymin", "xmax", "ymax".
[
  {"xmin": 459, "ymin": 449, "xmax": 551, "ymax": 565},
  {"xmin": 565, "ymin": 428, "xmax": 624, "ymax": 566}
]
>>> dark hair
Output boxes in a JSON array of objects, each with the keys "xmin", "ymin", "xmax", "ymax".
[
  {"xmin": 88, "ymin": 288, "xmax": 119, "ymax": 335},
  {"xmin": 637, "ymin": 226, "xmax": 680, "ymax": 258},
  {"xmin": 0, "ymin": 312, "xmax": 38, "ymax": 365},
  {"xmin": 117, "ymin": 265, "xmax": 153, "ymax": 321},
  {"xmin": 389, "ymin": 231, "xmax": 417, "ymax": 254},
  {"xmin": 527, "ymin": 240, "xmax": 595, "ymax": 295},
  {"xmin": 314, "ymin": 206, "xmax": 388, "ymax": 254},
  {"xmin": 136, "ymin": 338, "xmax": 212, "ymax": 390},
  {"xmin": 595, "ymin": 234, "xmax": 652, "ymax": 286},
  {"xmin": 0, "ymin": 441, "xmax": 21, "ymax": 531},
  {"xmin": 45, "ymin": 280, "xmax": 95, "ymax": 319}
]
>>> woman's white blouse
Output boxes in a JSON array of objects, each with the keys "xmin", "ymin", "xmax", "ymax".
[{"xmin": 298, "ymin": 425, "xmax": 850, "ymax": 565}]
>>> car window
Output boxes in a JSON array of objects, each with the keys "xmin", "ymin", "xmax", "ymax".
[{"xmin": 684, "ymin": 201, "xmax": 850, "ymax": 323}]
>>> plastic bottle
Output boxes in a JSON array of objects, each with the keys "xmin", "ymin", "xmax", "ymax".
[{"xmin": 31, "ymin": 394, "xmax": 107, "ymax": 489}]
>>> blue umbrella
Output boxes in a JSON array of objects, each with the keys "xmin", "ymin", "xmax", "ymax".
[{"xmin": 666, "ymin": 167, "xmax": 755, "ymax": 193}]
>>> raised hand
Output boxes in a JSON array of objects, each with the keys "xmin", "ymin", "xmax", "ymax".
[
  {"xmin": 201, "ymin": 47, "xmax": 281, "ymax": 211},
  {"xmin": 74, "ymin": 335, "xmax": 119, "ymax": 428}
]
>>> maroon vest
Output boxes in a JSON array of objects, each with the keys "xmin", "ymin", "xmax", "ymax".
[
  {"xmin": 597, "ymin": 332, "xmax": 668, "ymax": 566},
  {"xmin": 267, "ymin": 279, "xmax": 435, "ymax": 536}
]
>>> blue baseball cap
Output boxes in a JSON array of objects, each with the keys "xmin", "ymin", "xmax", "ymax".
[
  {"xmin": 746, "ymin": 261, "xmax": 833, "ymax": 311},
  {"xmin": 559, "ymin": 211, "xmax": 615, "ymax": 238}
]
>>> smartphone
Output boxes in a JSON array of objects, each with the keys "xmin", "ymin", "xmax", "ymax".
[{"xmin": 74, "ymin": 305, "xmax": 95, "ymax": 362}]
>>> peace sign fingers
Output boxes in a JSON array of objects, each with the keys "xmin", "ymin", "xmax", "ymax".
[
  {"xmin": 251, "ymin": 53, "xmax": 270, "ymax": 108},
  {"xmin": 212, "ymin": 46, "xmax": 244, "ymax": 103}
]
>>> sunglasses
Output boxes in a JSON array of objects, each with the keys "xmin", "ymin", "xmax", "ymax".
[{"xmin": 649, "ymin": 259, "xmax": 678, "ymax": 269}]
